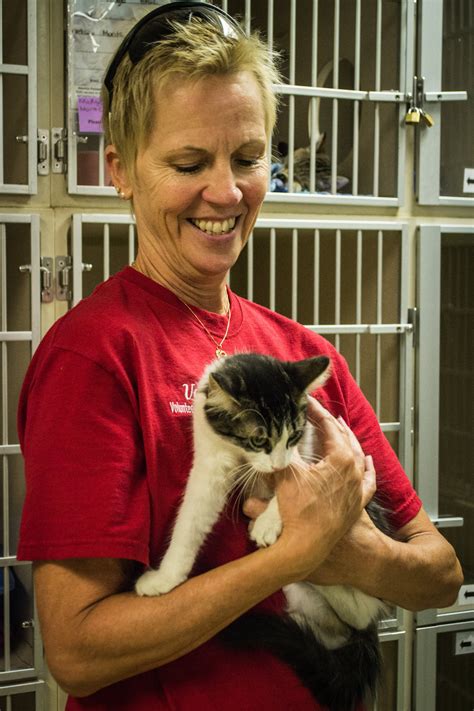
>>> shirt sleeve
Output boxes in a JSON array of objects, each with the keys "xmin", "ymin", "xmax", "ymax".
[
  {"xmin": 333, "ymin": 352, "xmax": 422, "ymax": 531},
  {"xmin": 17, "ymin": 346, "xmax": 150, "ymax": 565}
]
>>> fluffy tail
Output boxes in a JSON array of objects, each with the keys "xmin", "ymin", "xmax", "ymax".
[{"xmin": 221, "ymin": 613, "xmax": 381, "ymax": 711}]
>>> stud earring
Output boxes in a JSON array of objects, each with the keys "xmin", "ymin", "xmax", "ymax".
[{"xmin": 115, "ymin": 186, "xmax": 127, "ymax": 200}]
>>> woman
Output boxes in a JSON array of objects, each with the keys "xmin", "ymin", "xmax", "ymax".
[{"xmin": 17, "ymin": 3, "xmax": 462, "ymax": 710}]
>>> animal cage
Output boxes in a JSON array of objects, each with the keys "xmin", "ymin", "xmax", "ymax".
[{"xmin": 66, "ymin": 0, "xmax": 412, "ymax": 205}]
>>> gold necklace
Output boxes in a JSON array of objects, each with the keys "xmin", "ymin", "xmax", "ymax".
[{"xmin": 179, "ymin": 294, "xmax": 231, "ymax": 359}]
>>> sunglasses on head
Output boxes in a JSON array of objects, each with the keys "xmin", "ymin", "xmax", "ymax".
[{"xmin": 104, "ymin": 1, "xmax": 244, "ymax": 109}]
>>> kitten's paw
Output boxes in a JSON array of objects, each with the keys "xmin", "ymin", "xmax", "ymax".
[
  {"xmin": 135, "ymin": 569, "xmax": 186, "ymax": 597},
  {"xmin": 250, "ymin": 514, "xmax": 282, "ymax": 547}
]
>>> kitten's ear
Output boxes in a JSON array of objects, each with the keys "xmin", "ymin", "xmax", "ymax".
[
  {"xmin": 205, "ymin": 372, "xmax": 240, "ymax": 412},
  {"xmin": 316, "ymin": 132, "xmax": 326, "ymax": 151},
  {"xmin": 287, "ymin": 356, "xmax": 331, "ymax": 393}
]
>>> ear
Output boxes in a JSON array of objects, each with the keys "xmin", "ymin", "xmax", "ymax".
[
  {"xmin": 105, "ymin": 144, "xmax": 133, "ymax": 200},
  {"xmin": 206, "ymin": 372, "xmax": 240, "ymax": 412},
  {"xmin": 316, "ymin": 132, "xmax": 326, "ymax": 151},
  {"xmin": 286, "ymin": 356, "xmax": 331, "ymax": 393}
]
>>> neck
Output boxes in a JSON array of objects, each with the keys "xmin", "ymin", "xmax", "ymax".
[{"xmin": 132, "ymin": 254, "xmax": 229, "ymax": 314}]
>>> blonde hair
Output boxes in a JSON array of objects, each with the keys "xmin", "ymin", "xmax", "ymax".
[{"xmin": 101, "ymin": 17, "xmax": 281, "ymax": 177}]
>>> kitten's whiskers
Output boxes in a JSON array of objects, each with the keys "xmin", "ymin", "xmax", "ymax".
[{"xmin": 227, "ymin": 463, "xmax": 261, "ymax": 521}]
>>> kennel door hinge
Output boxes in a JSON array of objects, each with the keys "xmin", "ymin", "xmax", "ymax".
[
  {"xmin": 15, "ymin": 129, "xmax": 50, "ymax": 175},
  {"xmin": 52, "ymin": 128, "xmax": 68, "ymax": 174}
]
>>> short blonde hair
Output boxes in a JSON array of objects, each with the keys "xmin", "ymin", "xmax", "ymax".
[{"xmin": 101, "ymin": 17, "xmax": 281, "ymax": 177}]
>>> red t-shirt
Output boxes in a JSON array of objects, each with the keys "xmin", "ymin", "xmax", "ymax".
[{"xmin": 17, "ymin": 267, "xmax": 421, "ymax": 710}]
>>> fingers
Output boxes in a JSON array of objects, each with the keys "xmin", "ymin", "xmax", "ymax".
[
  {"xmin": 306, "ymin": 394, "xmax": 377, "ymax": 506},
  {"xmin": 306, "ymin": 395, "xmax": 334, "ymax": 426},
  {"xmin": 362, "ymin": 454, "xmax": 377, "ymax": 506},
  {"xmin": 307, "ymin": 397, "xmax": 365, "ymax": 459},
  {"xmin": 242, "ymin": 497, "xmax": 269, "ymax": 520},
  {"xmin": 306, "ymin": 397, "xmax": 351, "ymax": 444},
  {"xmin": 337, "ymin": 416, "xmax": 364, "ymax": 457}
]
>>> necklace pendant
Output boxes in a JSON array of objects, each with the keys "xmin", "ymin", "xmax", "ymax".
[{"xmin": 215, "ymin": 348, "xmax": 227, "ymax": 359}]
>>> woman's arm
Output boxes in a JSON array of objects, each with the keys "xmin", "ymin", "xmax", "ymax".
[
  {"xmin": 34, "ymin": 402, "xmax": 375, "ymax": 698},
  {"xmin": 34, "ymin": 548, "xmax": 294, "ymax": 698},
  {"xmin": 304, "ymin": 507, "xmax": 463, "ymax": 610}
]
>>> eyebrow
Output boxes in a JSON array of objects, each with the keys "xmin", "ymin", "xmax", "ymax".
[{"xmin": 164, "ymin": 140, "xmax": 267, "ymax": 160}]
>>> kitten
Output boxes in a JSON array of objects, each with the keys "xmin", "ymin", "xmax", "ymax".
[
  {"xmin": 136, "ymin": 353, "xmax": 391, "ymax": 711},
  {"xmin": 274, "ymin": 136, "xmax": 350, "ymax": 193}
]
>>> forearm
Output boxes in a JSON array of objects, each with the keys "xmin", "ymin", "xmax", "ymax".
[
  {"xmin": 339, "ymin": 530, "xmax": 463, "ymax": 611},
  {"xmin": 37, "ymin": 545, "xmax": 302, "ymax": 698}
]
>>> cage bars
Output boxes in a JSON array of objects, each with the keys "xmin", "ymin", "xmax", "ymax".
[
  {"xmin": 286, "ymin": 0, "xmax": 297, "ymax": 192},
  {"xmin": 246, "ymin": 231, "xmax": 254, "ymax": 302},
  {"xmin": 352, "ymin": 0, "xmax": 361, "ymax": 196},
  {"xmin": 373, "ymin": 0, "xmax": 382, "ymax": 197},
  {"xmin": 313, "ymin": 229, "xmax": 320, "ymax": 325},
  {"xmin": 269, "ymin": 228, "xmax": 276, "ymax": 311},
  {"xmin": 309, "ymin": 0, "xmax": 318, "ymax": 194},
  {"xmin": 331, "ymin": 0, "xmax": 340, "ymax": 196}
]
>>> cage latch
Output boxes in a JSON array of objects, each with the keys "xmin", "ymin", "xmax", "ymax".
[
  {"xmin": 18, "ymin": 257, "xmax": 54, "ymax": 303},
  {"xmin": 56, "ymin": 256, "xmax": 93, "ymax": 301}
]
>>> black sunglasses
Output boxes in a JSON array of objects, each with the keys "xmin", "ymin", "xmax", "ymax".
[{"xmin": 104, "ymin": 1, "xmax": 244, "ymax": 109}]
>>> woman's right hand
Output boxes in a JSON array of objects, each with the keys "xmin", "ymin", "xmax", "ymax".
[{"xmin": 271, "ymin": 397, "xmax": 376, "ymax": 581}]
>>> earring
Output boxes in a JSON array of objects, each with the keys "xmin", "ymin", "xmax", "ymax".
[{"xmin": 115, "ymin": 186, "xmax": 127, "ymax": 199}]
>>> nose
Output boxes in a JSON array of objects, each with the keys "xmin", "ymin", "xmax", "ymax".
[{"xmin": 201, "ymin": 164, "xmax": 243, "ymax": 206}]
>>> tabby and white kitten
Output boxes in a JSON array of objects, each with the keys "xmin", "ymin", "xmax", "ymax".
[
  {"xmin": 136, "ymin": 353, "xmax": 391, "ymax": 711},
  {"xmin": 277, "ymin": 135, "xmax": 350, "ymax": 193}
]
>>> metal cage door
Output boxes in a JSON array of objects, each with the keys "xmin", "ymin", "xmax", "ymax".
[
  {"xmin": 0, "ymin": 0, "xmax": 38, "ymax": 195},
  {"xmin": 0, "ymin": 213, "xmax": 44, "ymax": 708},
  {"xmin": 417, "ymin": 0, "xmax": 473, "ymax": 205},
  {"xmin": 416, "ymin": 224, "xmax": 474, "ymax": 626}
]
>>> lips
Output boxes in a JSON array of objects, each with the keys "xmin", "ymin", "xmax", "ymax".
[{"xmin": 189, "ymin": 216, "xmax": 237, "ymax": 235}]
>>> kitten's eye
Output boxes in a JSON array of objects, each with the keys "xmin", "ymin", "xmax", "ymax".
[
  {"xmin": 287, "ymin": 431, "xmax": 303, "ymax": 448},
  {"xmin": 249, "ymin": 434, "xmax": 268, "ymax": 450}
]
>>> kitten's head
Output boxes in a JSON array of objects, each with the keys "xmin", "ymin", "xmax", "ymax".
[{"xmin": 200, "ymin": 353, "xmax": 330, "ymax": 473}]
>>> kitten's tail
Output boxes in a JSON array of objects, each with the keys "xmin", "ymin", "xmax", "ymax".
[{"xmin": 220, "ymin": 613, "xmax": 381, "ymax": 711}]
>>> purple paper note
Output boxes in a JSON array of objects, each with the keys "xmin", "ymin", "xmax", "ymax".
[{"xmin": 77, "ymin": 96, "xmax": 103, "ymax": 134}]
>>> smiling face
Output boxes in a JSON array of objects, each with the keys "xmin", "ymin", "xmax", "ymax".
[{"xmin": 109, "ymin": 71, "xmax": 268, "ymax": 291}]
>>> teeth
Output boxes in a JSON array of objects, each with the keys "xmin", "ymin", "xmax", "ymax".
[{"xmin": 191, "ymin": 217, "xmax": 236, "ymax": 235}]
